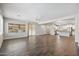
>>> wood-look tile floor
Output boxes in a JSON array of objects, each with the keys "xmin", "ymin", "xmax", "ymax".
[{"xmin": 0, "ymin": 35, "xmax": 78, "ymax": 56}]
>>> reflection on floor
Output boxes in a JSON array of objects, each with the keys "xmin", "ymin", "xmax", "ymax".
[{"xmin": 0, "ymin": 35, "xmax": 78, "ymax": 56}]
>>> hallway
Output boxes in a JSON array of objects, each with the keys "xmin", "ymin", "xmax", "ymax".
[{"xmin": 0, "ymin": 35, "xmax": 77, "ymax": 56}]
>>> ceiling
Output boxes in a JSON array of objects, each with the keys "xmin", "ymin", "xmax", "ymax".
[
  {"xmin": 0, "ymin": 3, "xmax": 79, "ymax": 24},
  {"xmin": 53, "ymin": 18, "xmax": 75, "ymax": 25}
]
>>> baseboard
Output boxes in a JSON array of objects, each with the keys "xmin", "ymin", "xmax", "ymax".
[{"xmin": 4, "ymin": 36, "xmax": 28, "ymax": 40}]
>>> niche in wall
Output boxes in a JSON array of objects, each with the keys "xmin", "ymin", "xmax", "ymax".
[{"xmin": 8, "ymin": 23, "xmax": 26, "ymax": 33}]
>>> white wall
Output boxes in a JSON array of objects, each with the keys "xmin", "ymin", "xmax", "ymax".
[
  {"xmin": 50, "ymin": 25, "xmax": 55, "ymax": 35},
  {"xmin": 75, "ymin": 14, "xmax": 79, "ymax": 46},
  {"xmin": 35, "ymin": 24, "xmax": 57, "ymax": 35},
  {"xmin": 0, "ymin": 12, "xmax": 3, "ymax": 47},
  {"xmin": 35, "ymin": 24, "xmax": 56, "ymax": 35},
  {"xmin": 4, "ymin": 18, "xmax": 50, "ymax": 39},
  {"xmin": 0, "ymin": 14, "xmax": 3, "ymax": 35},
  {"xmin": 35, "ymin": 24, "xmax": 47, "ymax": 35},
  {"xmin": 4, "ymin": 18, "xmax": 28, "ymax": 39}
]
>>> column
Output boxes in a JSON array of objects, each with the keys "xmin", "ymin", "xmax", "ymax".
[
  {"xmin": 50, "ymin": 24, "xmax": 55, "ymax": 35},
  {"xmin": 0, "ymin": 13, "xmax": 3, "ymax": 48},
  {"xmin": 75, "ymin": 14, "xmax": 79, "ymax": 46}
]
